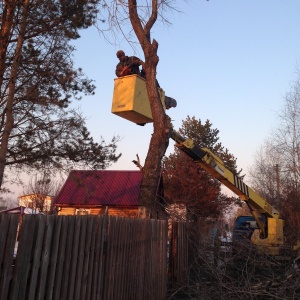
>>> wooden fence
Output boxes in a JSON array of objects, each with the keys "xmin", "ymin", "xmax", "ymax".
[
  {"xmin": 168, "ymin": 222, "xmax": 189, "ymax": 287},
  {"xmin": 0, "ymin": 214, "xmax": 168, "ymax": 300}
]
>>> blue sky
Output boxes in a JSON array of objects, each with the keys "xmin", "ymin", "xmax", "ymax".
[{"xmin": 70, "ymin": 0, "xmax": 300, "ymax": 185}]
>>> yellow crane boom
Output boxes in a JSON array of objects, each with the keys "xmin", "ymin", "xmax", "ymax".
[{"xmin": 171, "ymin": 129, "xmax": 285, "ymax": 256}]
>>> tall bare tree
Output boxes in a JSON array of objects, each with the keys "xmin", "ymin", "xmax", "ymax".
[
  {"xmin": 249, "ymin": 72, "xmax": 300, "ymax": 244},
  {"xmin": 101, "ymin": 1, "xmax": 175, "ymax": 217},
  {"xmin": 129, "ymin": 0, "xmax": 172, "ymax": 218},
  {"xmin": 22, "ymin": 173, "xmax": 63, "ymax": 213},
  {"xmin": 249, "ymin": 141, "xmax": 281, "ymax": 205}
]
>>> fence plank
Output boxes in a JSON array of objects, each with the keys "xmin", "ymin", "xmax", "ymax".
[
  {"xmin": 27, "ymin": 215, "xmax": 47, "ymax": 300},
  {"xmin": 120, "ymin": 218, "xmax": 130, "ymax": 300},
  {"xmin": 46, "ymin": 216, "xmax": 62, "ymax": 300},
  {"xmin": 59, "ymin": 216, "xmax": 76, "ymax": 300},
  {"xmin": 85, "ymin": 216, "xmax": 97, "ymax": 300},
  {"xmin": 9, "ymin": 215, "xmax": 37, "ymax": 300},
  {"xmin": 52, "ymin": 216, "xmax": 69, "ymax": 300},
  {"xmin": 73, "ymin": 215, "xmax": 87, "ymax": 300},
  {"xmin": 94, "ymin": 215, "xmax": 108, "ymax": 300},
  {"xmin": 0, "ymin": 214, "xmax": 19, "ymax": 300},
  {"xmin": 79, "ymin": 216, "xmax": 94, "ymax": 300},
  {"xmin": 102, "ymin": 216, "xmax": 115, "ymax": 300},
  {"xmin": 169, "ymin": 221, "xmax": 189, "ymax": 288},
  {"xmin": 160, "ymin": 220, "xmax": 168, "ymax": 300},
  {"xmin": 118, "ymin": 217, "xmax": 128, "ymax": 300},
  {"xmin": 0, "ymin": 214, "xmax": 10, "ymax": 274},
  {"xmin": 67, "ymin": 215, "xmax": 82, "ymax": 300},
  {"xmin": 115, "ymin": 217, "xmax": 126, "ymax": 300},
  {"xmin": 127, "ymin": 218, "xmax": 135, "ymax": 300},
  {"xmin": 35, "ymin": 215, "xmax": 55, "ymax": 300}
]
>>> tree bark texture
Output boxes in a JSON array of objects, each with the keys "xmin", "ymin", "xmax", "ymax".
[{"xmin": 129, "ymin": 0, "xmax": 171, "ymax": 218}]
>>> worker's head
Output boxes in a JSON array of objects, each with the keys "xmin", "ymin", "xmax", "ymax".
[{"xmin": 116, "ymin": 50, "xmax": 126, "ymax": 62}]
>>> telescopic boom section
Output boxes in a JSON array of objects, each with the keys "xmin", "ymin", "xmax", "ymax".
[{"xmin": 170, "ymin": 129, "xmax": 280, "ymax": 221}]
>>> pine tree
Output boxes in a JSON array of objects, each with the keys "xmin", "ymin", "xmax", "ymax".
[
  {"xmin": 0, "ymin": 0, "xmax": 120, "ymax": 187},
  {"xmin": 163, "ymin": 116, "xmax": 238, "ymax": 221}
]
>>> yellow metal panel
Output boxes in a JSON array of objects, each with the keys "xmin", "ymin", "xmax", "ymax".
[
  {"xmin": 112, "ymin": 74, "xmax": 165, "ymax": 124},
  {"xmin": 267, "ymin": 218, "xmax": 284, "ymax": 243},
  {"xmin": 251, "ymin": 218, "xmax": 284, "ymax": 256}
]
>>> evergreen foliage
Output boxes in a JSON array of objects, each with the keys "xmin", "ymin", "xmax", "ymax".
[
  {"xmin": 163, "ymin": 116, "xmax": 238, "ymax": 221},
  {"xmin": 0, "ymin": 0, "xmax": 120, "ymax": 187}
]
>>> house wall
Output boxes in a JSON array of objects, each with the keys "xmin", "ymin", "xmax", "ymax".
[
  {"xmin": 18, "ymin": 195, "xmax": 53, "ymax": 212},
  {"xmin": 58, "ymin": 206, "xmax": 139, "ymax": 218}
]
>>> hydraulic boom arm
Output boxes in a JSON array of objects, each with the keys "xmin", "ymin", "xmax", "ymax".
[{"xmin": 171, "ymin": 129, "xmax": 280, "ymax": 240}]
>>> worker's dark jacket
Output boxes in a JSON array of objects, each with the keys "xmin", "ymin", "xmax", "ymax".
[{"xmin": 115, "ymin": 56, "xmax": 142, "ymax": 77}]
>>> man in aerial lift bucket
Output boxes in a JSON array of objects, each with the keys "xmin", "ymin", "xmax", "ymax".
[{"xmin": 115, "ymin": 50, "xmax": 177, "ymax": 109}]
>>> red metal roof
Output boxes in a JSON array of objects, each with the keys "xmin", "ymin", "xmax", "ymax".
[{"xmin": 54, "ymin": 170, "xmax": 143, "ymax": 206}]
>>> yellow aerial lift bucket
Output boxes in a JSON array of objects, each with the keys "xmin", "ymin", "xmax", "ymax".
[{"xmin": 111, "ymin": 74, "xmax": 166, "ymax": 124}]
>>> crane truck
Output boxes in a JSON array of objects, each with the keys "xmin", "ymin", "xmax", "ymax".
[
  {"xmin": 170, "ymin": 129, "xmax": 296, "ymax": 257},
  {"xmin": 111, "ymin": 74, "xmax": 300, "ymax": 258}
]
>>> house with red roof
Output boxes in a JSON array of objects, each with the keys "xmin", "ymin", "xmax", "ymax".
[{"xmin": 54, "ymin": 170, "xmax": 165, "ymax": 218}]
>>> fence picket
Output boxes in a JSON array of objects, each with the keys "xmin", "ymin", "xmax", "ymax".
[
  {"xmin": 59, "ymin": 216, "xmax": 76, "ymax": 300},
  {"xmin": 0, "ymin": 214, "xmax": 19, "ymax": 300},
  {"xmin": 52, "ymin": 215, "xmax": 69, "ymax": 300},
  {"xmin": 94, "ymin": 215, "xmax": 108, "ymax": 300},
  {"xmin": 79, "ymin": 216, "xmax": 94, "ymax": 300},
  {"xmin": 27, "ymin": 215, "xmax": 47, "ymax": 300},
  {"xmin": 9, "ymin": 215, "xmax": 37, "ymax": 300},
  {"xmin": 67, "ymin": 215, "xmax": 82, "ymax": 300},
  {"xmin": 85, "ymin": 216, "xmax": 97, "ymax": 300},
  {"xmin": 36, "ymin": 215, "xmax": 55, "ymax": 300}
]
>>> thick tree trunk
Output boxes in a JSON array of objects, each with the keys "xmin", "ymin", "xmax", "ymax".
[
  {"xmin": 138, "ymin": 62, "xmax": 171, "ymax": 218},
  {"xmin": 138, "ymin": 116, "xmax": 171, "ymax": 218},
  {"xmin": 129, "ymin": 1, "xmax": 171, "ymax": 218},
  {"xmin": 0, "ymin": 1, "xmax": 16, "ymax": 88}
]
